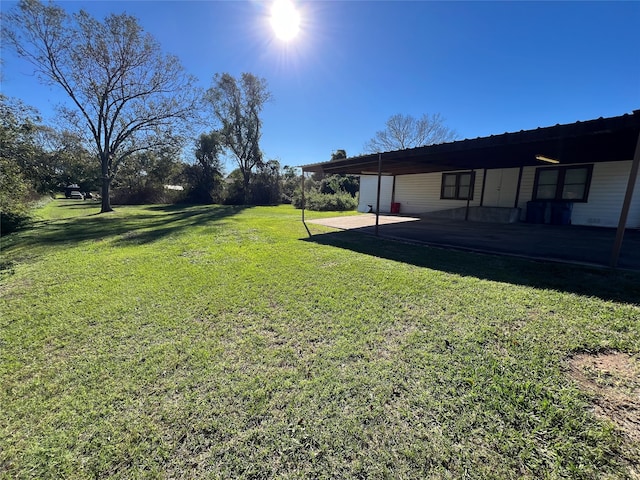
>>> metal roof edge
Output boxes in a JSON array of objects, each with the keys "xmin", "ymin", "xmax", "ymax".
[{"xmin": 300, "ymin": 110, "xmax": 640, "ymax": 171}]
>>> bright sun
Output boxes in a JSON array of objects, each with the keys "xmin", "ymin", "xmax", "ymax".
[{"xmin": 270, "ymin": 0, "xmax": 300, "ymax": 41}]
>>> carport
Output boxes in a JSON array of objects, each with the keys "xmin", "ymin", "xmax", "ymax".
[{"xmin": 301, "ymin": 112, "xmax": 640, "ymax": 268}]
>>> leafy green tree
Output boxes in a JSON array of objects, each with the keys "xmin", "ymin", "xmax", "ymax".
[
  {"xmin": 184, "ymin": 131, "xmax": 224, "ymax": 204},
  {"xmin": 294, "ymin": 150, "xmax": 359, "ymax": 211},
  {"xmin": 16, "ymin": 128, "xmax": 54, "ymax": 195},
  {"xmin": 364, "ymin": 113, "xmax": 457, "ymax": 152},
  {"xmin": 317, "ymin": 150, "xmax": 360, "ymax": 197},
  {"xmin": 111, "ymin": 147, "xmax": 182, "ymax": 204},
  {"xmin": 252, "ymin": 159, "xmax": 281, "ymax": 205},
  {"xmin": 222, "ymin": 169, "xmax": 245, "ymax": 205},
  {"xmin": 35, "ymin": 127, "xmax": 99, "ymax": 193},
  {"xmin": 0, "ymin": 156, "xmax": 31, "ymax": 233},
  {"xmin": 206, "ymin": 73, "xmax": 272, "ymax": 204},
  {"xmin": 3, "ymin": 0, "xmax": 200, "ymax": 213},
  {"xmin": 0, "ymin": 94, "xmax": 40, "ymax": 233},
  {"xmin": 281, "ymin": 165, "xmax": 301, "ymax": 204},
  {"xmin": 320, "ymin": 175, "xmax": 359, "ymax": 197},
  {"xmin": 331, "ymin": 149, "xmax": 347, "ymax": 161},
  {"xmin": 145, "ymin": 146, "xmax": 183, "ymax": 188},
  {"xmin": 0, "ymin": 95, "xmax": 41, "ymax": 169}
]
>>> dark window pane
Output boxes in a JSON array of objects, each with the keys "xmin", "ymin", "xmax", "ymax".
[
  {"xmin": 442, "ymin": 186, "xmax": 456, "ymax": 198},
  {"xmin": 562, "ymin": 184, "xmax": 585, "ymax": 200},
  {"xmin": 536, "ymin": 185, "xmax": 557, "ymax": 200},
  {"xmin": 443, "ymin": 174, "xmax": 456, "ymax": 186},
  {"xmin": 565, "ymin": 167, "xmax": 588, "ymax": 184},
  {"xmin": 538, "ymin": 169, "xmax": 559, "ymax": 185}
]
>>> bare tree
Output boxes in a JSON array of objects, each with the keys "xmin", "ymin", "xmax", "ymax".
[
  {"xmin": 206, "ymin": 73, "xmax": 272, "ymax": 204},
  {"xmin": 3, "ymin": 0, "xmax": 200, "ymax": 212},
  {"xmin": 364, "ymin": 113, "xmax": 457, "ymax": 153}
]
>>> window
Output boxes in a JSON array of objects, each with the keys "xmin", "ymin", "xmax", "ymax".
[
  {"xmin": 441, "ymin": 172, "xmax": 473, "ymax": 200},
  {"xmin": 533, "ymin": 165, "xmax": 592, "ymax": 202}
]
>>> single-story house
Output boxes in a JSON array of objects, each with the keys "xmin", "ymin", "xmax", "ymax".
[{"xmin": 302, "ymin": 111, "xmax": 640, "ymax": 229}]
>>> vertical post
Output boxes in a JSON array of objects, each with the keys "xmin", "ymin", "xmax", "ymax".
[
  {"xmin": 301, "ymin": 170, "xmax": 306, "ymax": 223},
  {"xmin": 610, "ymin": 132, "xmax": 640, "ymax": 268},
  {"xmin": 480, "ymin": 168, "xmax": 487, "ymax": 207},
  {"xmin": 391, "ymin": 175, "xmax": 397, "ymax": 204},
  {"xmin": 465, "ymin": 170, "xmax": 476, "ymax": 221},
  {"xmin": 514, "ymin": 166, "xmax": 524, "ymax": 208},
  {"xmin": 375, "ymin": 153, "xmax": 382, "ymax": 236}
]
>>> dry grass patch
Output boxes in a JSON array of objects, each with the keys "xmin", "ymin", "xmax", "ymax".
[
  {"xmin": 568, "ymin": 352, "xmax": 640, "ymax": 441},
  {"xmin": 567, "ymin": 351, "xmax": 640, "ymax": 477}
]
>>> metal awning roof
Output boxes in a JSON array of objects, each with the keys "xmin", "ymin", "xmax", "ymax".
[{"xmin": 301, "ymin": 111, "xmax": 640, "ymax": 175}]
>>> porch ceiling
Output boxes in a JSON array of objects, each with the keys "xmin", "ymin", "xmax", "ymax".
[{"xmin": 302, "ymin": 111, "xmax": 640, "ymax": 176}]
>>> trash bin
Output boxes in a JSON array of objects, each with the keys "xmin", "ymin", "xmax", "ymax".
[
  {"xmin": 526, "ymin": 201, "xmax": 546, "ymax": 224},
  {"xmin": 550, "ymin": 202, "xmax": 573, "ymax": 225},
  {"xmin": 390, "ymin": 202, "xmax": 401, "ymax": 214}
]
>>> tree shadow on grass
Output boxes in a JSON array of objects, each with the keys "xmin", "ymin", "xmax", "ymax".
[
  {"xmin": 302, "ymin": 230, "xmax": 640, "ymax": 305},
  {"xmin": 10, "ymin": 204, "xmax": 251, "ymax": 250},
  {"xmin": 113, "ymin": 204, "xmax": 253, "ymax": 247}
]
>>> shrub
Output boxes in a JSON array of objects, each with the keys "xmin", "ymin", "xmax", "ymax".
[
  {"xmin": 0, "ymin": 156, "xmax": 31, "ymax": 235},
  {"xmin": 293, "ymin": 191, "xmax": 357, "ymax": 211},
  {"xmin": 1, "ymin": 212, "xmax": 30, "ymax": 235},
  {"xmin": 111, "ymin": 185, "xmax": 185, "ymax": 205}
]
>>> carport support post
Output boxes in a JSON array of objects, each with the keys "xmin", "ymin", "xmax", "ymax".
[
  {"xmin": 610, "ymin": 132, "xmax": 640, "ymax": 268},
  {"xmin": 375, "ymin": 153, "xmax": 382, "ymax": 236},
  {"xmin": 301, "ymin": 171, "xmax": 305, "ymax": 223},
  {"xmin": 465, "ymin": 170, "xmax": 476, "ymax": 221}
]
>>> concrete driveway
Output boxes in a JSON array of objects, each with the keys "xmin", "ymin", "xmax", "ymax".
[{"xmin": 306, "ymin": 214, "xmax": 640, "ymax": 270}]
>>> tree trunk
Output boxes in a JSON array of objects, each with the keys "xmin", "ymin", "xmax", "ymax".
[
  {"xmin": 100, "ymin": 155, "xmax": 113, "ymax": 213},
  {"xmin": 242, "ymin": 170, "xmax": 251, "ymax": 205},
  {"xmin": 100, "ymin": 178, "xmax": 113, "ymax": 213}
]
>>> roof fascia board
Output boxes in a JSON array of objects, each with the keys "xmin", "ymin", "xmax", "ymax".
[{"xmin": 300, "ymin": 112, "xmax": 640, "ymax": 174}]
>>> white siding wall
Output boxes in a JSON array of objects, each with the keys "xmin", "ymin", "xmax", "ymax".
[
  {"xmin": 358, "ymin": 175, "xmax": 394, "ymax": 213},
  {"xmin": 516, "ymin": 167, "xmax": 536, "ymax": 220},
  {"xmin": 573, "ymin": 161, "xmax": 640, "ymax": 228},
  {"xmin": 394, "ymin": 171, "xmax": 484, "ymax": 215},
  {"xmin": 517, "ymin": 161, "xmax": 640, "ymax": 228},
  {"xmin": 390, "ymin": 161, "xmax": 640, "ymax": 228}
]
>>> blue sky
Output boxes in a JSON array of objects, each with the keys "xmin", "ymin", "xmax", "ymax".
[{"xmin": 2, "ymin": 1, "xmax": 639, "ymax": 172}]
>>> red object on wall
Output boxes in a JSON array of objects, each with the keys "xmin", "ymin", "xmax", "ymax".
[{"xmin": 390, "ymin": 202, "xmax": 401, "ymax": 214}]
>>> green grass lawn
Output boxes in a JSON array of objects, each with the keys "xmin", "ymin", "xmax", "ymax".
[{"xmin": 1, "ymin": 200, "xmax": 639, "ymax": 479}]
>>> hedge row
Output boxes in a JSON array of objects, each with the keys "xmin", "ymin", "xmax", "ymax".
[{"xmin": 293, "ymin": 191, "xmax": 357, "ymax": 211}]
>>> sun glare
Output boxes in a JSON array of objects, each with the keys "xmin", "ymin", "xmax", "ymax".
[{"xmin": 270, "ymin": 0, "xmax": 300, "ymax": 41}]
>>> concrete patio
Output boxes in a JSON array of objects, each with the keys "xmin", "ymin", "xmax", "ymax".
[{"xmin": 306, "ymin": 213, "xmax": 640, "ymax": 270}]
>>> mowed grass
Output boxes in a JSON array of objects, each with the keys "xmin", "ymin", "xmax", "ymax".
[{"xmin": 1, "ymin": 200, "xmax": 639, "ymax": 479}]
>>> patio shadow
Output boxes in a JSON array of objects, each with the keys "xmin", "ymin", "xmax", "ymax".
[{"xmin": 302, "ymin": 229, "xmax": 640, "ymax": 306}]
